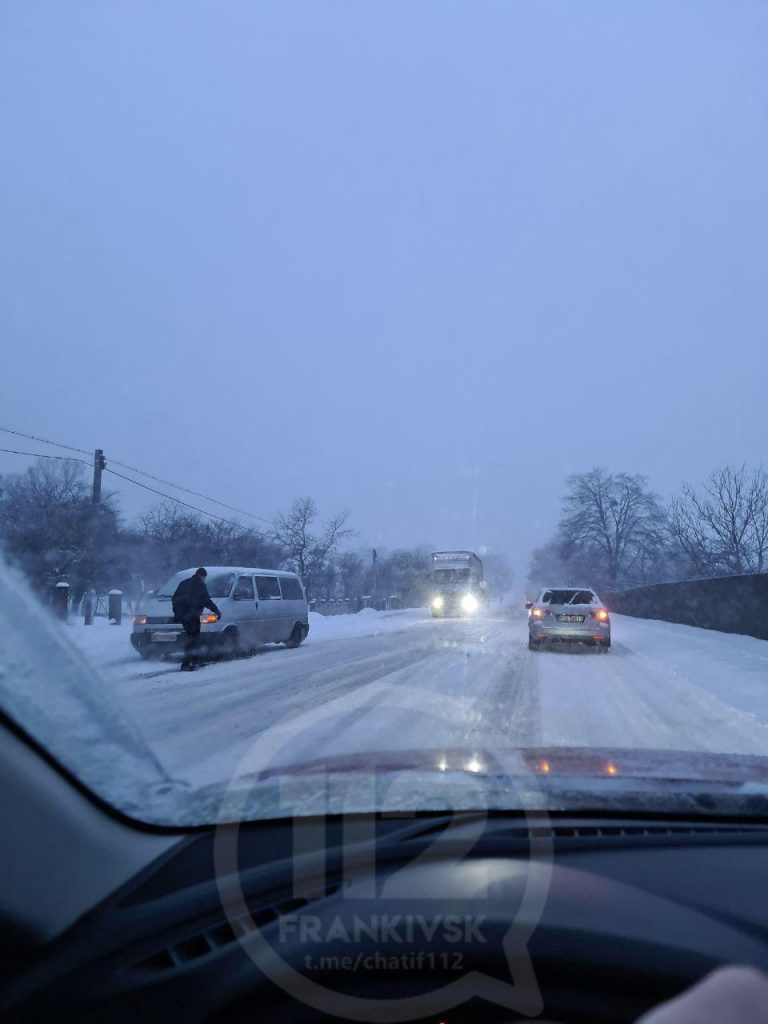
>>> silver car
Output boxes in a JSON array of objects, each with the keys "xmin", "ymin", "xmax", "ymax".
[{"xmin": 526, "ymin": 586, "xmax": 611, "ymax": 652}]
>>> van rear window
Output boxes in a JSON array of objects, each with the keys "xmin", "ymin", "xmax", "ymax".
[{"xmin": 279, "ymin": 577, "xmax": 303, "ymax": 600}]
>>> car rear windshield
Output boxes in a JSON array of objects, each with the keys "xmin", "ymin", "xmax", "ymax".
[{"xmin": 542, "ymin": 590, "xmax": 595, "ymax": 605}]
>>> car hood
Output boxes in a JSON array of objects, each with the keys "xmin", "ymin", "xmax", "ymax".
[
  {"xmin": 241, "ymin": 745, "xmax": 768, "ymax": 785},
  {"xmin": 135, "ymin": 596, "xmax": 175, "ymax": 617},
  {"xmin": 199, "ymin": 745, "xmax": 768, "ymax": 826}
]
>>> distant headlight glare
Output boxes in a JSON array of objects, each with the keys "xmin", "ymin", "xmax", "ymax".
[{"xmin": 432, "ymin": 596, "xmax": 445, "ymax": 610}]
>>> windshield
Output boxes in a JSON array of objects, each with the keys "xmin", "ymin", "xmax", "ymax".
[
  {"xmin": 432, "ymin": 569, "xmax": 470, "ymax": 584},
  {"xmin": 2, "ymin": 1, "xmax": 768, "ymax": 831},
  {"xmin": 157, "ymin": 572, "xmax": 235, "ymax": 599}
]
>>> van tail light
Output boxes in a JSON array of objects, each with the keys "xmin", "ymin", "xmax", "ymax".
[{"xmin": 201, "ymin": 614, "xmax": 218, "ymax": 624}]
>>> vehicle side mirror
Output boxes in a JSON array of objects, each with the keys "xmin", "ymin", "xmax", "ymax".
[{"xmin": 525, "ymin": 600, "xmax": 533, "ymax": 609}]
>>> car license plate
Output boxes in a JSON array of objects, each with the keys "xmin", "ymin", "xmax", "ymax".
[
  {"xmin": 557, "ymin": 615, "xmax": 585, "ymax": 623},
  {"xmin": 151, "ymin": 632, "xmax": 178, "ymax": 642}
]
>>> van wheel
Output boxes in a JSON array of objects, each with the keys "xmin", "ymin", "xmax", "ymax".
[
  {"xmin": 219, "ymin": 628, "xmax": 240, "ymax": 659},
  {"xmin": 285, "ymin": 624, "xmax": 305, "ymax": 649}
]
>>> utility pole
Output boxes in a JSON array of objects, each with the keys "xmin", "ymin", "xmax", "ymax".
[
  {"xmin": 88, "ymin": 449, "xmax": 107, "ymax": 612},
  {"xmin": 372, "ymin": 548, "xmax": 378, "ymax": 609},
  {"xmin": 92, "ymin": 448, "xmax": 106, "ymax": 504}
]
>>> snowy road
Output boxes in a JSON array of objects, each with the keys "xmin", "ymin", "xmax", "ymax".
[{"xmin": 68, "ymin": 608, "xmax": 768, "ymax": 791}]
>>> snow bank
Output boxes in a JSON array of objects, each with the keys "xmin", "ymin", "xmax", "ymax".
[{"xmin": 308, "ymin": 607, "xmax": 428, "ymax": 642}]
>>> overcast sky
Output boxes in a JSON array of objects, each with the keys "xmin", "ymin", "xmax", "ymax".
[{"xmin": 2, "ymin": 0, "xmax": 767, "ymax": 573}]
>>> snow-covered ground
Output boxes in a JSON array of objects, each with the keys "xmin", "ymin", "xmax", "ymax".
[
  {"xmin": 63, "ymin": 607, "xmax": 430, "ymax": 677},
  {"xmin": 305, "ymin": 607, "xmax": 429, "ymax": 641},
  {"xmin": 61, "ymin": 608, "xmax": 768, "ymax": 797}
]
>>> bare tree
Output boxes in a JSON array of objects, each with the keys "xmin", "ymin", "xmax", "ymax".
[
  {"xmin": 141, "ymin": 502, "xmax": 210, "ymax": 546},
  {"xmin": 138, "ymin": 501, "xmax": 282, "ymax": 585},
  {"xmin": 481, "ymin": 551, "xmax": 515, "ymax": 599},
  {"xmin": 273, "ymin": 497, "xmax": 352, "ymax": 596},
  {"xmin": 336, "ymin": 551, "xmax": 367, "ymax": 599},
  {"xmin": 669, "ymin": 465, "xmax": 768, "ymax": 576},
  {"xmin": 528, "ymin": 536, "xmax": 601, "ymax": 594},
  {"xmin": 0, "ymin": 458, "xmax": 120, "ymax": 592},
  {"xmin": 558, "ymin": 468, "xmax": 666, "ymax": 588},
  {"xmin": 375, "ymin": 548, "xmax": 432, "ymax": 605}
]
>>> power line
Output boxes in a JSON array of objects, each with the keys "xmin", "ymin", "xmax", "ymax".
[
  {"xmin": 0, "ymin": 447, "xmax": 90, "ymax": 465},
  {"xmin": 104, "ymin": 456, "xmax": 273, "ymax": 525},
  {"xmin": 0, "ymin": 426, "xmax": 91, "ymax": 457},
  {"xmin": 0, "ymin": 425, "xmax": 272, "ymax": 525},
  {"xmin": 104, "ymin": 467, "xmax": 266, "ymax": 534},
  {"xmin": 0, "ymin": 446, "xmax": 272, "ymax": 535}
]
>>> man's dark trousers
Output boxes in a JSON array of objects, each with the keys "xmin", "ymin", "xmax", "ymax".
[{"xmin": 181, "ymin": 616, "xmax": 202, "ymax": 669}]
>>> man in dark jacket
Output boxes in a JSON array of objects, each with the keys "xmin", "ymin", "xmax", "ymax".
[{"xmin": 172, "ymin": 568, "xmax": 221, "ymax": 672}]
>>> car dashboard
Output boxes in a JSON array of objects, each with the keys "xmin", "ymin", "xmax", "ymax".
[{"xmin": 4, "ymin": 812, "xmax": 768, "ymax": 1022}]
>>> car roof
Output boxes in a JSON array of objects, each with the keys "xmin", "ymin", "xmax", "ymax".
[{"xmin": 176, "ymin": 566, "xmax": 299, "ymax": 579}]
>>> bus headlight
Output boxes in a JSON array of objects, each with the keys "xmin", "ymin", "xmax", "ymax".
[
  {"xmin": 432, "ymin": 596, "xmax": 445, "ymax": 610},
  {"xmin": 461, "ymin": 593, "xmax": 479, "ymax": 614}
]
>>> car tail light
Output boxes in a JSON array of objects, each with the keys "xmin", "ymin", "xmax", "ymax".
[
  {"xmin": 201, "ymin": 614, "xmax": 218, "ymax": 624},
  {"xmin": 591, "ymin": 609, "xmax": 609, "ymax": 622},
  {"xmin": 132, "ymin": 615, "xmax": 147, "ymax": 625},
  {"xmin": 531, "ymin": 607, "xmax": 550, "ymax": 619}
]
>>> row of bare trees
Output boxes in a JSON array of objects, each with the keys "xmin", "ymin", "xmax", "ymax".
[
  {"xmin": 530, "ymin": 464, "xmax": 768, "ymax": 593},
  {"xmin": 0, "ymin": 460, "xmax": 354, "ymax": 601},
  {"xmin": 136, "ymin": 496, "xmax": 355, "ymax": 599},
  {"xmin": 0, "ymin": 460, "xmax": 516, "ymax": 607},
  {"xmin": 669, "ymin": 466, "xmax": 768, "ymax": 576}
]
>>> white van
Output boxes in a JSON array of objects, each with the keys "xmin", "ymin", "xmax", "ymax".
[{"xmin": 130, "ymin": 566, "xmax": 309, "ymax": 660}]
